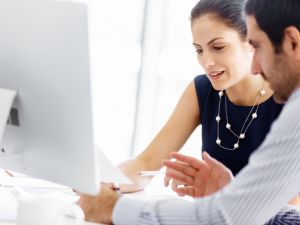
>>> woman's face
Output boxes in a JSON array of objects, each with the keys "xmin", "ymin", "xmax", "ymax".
[{"xmin": 192, "ymin": 14, "xmax": 253, "ymax": 90}]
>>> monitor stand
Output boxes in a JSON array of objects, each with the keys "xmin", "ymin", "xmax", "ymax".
[{"xmin": 0, "ymin": 88, "xmax": 17, "ymax": 156}]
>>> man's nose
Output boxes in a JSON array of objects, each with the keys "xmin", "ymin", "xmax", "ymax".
[{"xmin": 251, "ymin": 54, "xmax": 262, "ymax": 75}]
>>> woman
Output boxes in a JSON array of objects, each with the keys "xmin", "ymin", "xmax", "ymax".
[{"xmin": 119, "ymin": 0, "xmax": 300, "ymax": 206}]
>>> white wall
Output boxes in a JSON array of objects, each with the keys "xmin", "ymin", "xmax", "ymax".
[
  {"xmin": 68, "ymin": 0, "xmax": 204, "ymax": 164},
  {"xmin": 132, "ymin": 0, "xmax": 204, "ymax": 159}
]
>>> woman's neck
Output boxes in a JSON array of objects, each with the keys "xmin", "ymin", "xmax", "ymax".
[{"xmin": 226, "ymin": 75, "xmax": 274, "ymax": 106}]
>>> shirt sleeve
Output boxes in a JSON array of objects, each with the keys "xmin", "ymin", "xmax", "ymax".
[{"xmin": 112, "ymin": 93, "xmax": 300, "ymax": 225}]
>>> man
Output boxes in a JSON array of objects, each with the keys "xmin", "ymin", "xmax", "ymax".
[{"xmin": 79, "ymin": 0, "xmax": 300, "ymax": 224}]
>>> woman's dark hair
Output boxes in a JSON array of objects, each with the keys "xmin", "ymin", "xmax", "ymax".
[
  {"xmin": 191, "ymin": 0, "xmax": 247, "ymax": 40},
  {"xmin": 245, "ymin": 0, "xmax": 300, "ymax": 53}
]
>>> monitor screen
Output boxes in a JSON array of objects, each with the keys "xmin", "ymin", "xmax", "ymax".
[{"xmin": 0, "ymin": 0, "xmax": 100, "ymax": 194}]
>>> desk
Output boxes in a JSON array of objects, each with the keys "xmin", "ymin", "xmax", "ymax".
[
  {"xmin": 0, "ymin": 220, "xmax": 99, "ymax": 225},
  {"xmin": 0, "ymin": 173, "xmax": 178, "ymax": 225},
  {"xmin": 0, "ymin": 185, "xmax": 115, "ymax": 225},
  {"xmin": 0, "ymin": 187, "xmax": 102, "ymax": 225}
]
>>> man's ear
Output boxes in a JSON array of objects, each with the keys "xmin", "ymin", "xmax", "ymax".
[{"xmin": 283, "ymin": 26, "xmax": 300, "ymax": 60}]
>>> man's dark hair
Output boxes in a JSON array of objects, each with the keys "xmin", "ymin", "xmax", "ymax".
[{"xmin": 245, "ymin": 0, "xmax": 300, "ymax": 53}]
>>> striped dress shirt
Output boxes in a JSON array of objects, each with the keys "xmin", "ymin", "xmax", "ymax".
[{"xmin": 113, "ymin": 87, "xmax": 300, "ymax": 225}]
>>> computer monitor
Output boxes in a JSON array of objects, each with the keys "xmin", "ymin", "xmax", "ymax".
[{"xmin": 0, "ymin": 0, "xmax": 100, "ymax": 194}]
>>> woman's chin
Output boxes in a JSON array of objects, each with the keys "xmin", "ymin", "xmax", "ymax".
[{"xmin": 211, "ymin": 83, "xmax": 227, "ymax": 91}]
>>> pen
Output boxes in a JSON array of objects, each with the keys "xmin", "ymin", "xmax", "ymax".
[
  {"xmin": 138, "ymin": 171, "xmax": 166, "ymax": 176},
  {"xmin": 110, "ymin": 183, "xmax": 121, "ymax": 193},
  {"xmin": 4, "ymin": 170, "xmax": 14, "ymax": 177}
]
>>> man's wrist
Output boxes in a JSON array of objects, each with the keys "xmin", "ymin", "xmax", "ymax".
[{"xmin": 112, "ymin": 196, "xmax": 146, "ymax": 225}]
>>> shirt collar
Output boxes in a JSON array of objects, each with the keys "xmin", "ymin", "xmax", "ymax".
[{"xmin": 287, "ymin": 86, "xmax": 300, "ymax": 103}]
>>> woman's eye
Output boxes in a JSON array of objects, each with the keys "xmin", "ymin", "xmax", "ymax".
[
  {"xmin": 213, "ymin": 46, "xmax": 225, "ymax": 51},
  {"xmin": 195, "ymin": 49, "xmax": 203, "ymax": 55}
]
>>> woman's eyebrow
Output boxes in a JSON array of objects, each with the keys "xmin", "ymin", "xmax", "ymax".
[
  {"xmin": 207, "ymin": 37, "xmax": 224, "ymax": 45},
  {"xmin": 193, "ymin": 37, "xmax": 225, "ymax": 48}
]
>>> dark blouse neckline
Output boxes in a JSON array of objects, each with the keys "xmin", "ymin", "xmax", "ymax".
[{"xmin": 226, "ymin": 94, "xmax": 274, "ymax": 109}]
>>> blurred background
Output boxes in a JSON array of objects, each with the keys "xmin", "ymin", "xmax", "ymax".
[{"xmin": 69, "ymin": 0, "xmax": 204, "ymax": 164}]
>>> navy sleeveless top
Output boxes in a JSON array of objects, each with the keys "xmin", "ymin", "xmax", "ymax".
[{"xmin": 194, "ymin": 75, "xmax": 283, "ymax": 176}]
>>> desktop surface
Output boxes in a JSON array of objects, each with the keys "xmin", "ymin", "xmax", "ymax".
[
  {"xmin": 0, "ymin": 169, "xmax": 179, "ymax": 225},
  {"xmin": 0, "ymin": 187, "xmax": 103, "ymax": 225},
  {"xmin": 0, "ymin": 220, "xmax": 101, "ymax": 225}
]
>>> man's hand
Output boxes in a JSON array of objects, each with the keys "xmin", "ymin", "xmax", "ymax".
[
  {"xmin": 162, "ymin": 152, "xmax": 233, "ymax": 198},
  {"xmin": 78, "ymin": 184, "xmax": 121, "ymax": 224},
  {"xmin": 164, "ymin": 160, "xmax": 193, "ymax": 197}
]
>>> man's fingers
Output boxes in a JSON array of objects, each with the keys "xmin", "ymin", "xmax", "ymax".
[
  {"xmin": 203, "ymin": 152, "xmax": 233, "ymax": 185},
  {"xmin": 164, "ymin": 175, "xmax": 172, "ymax": 187},
  {"xmin": 164, "ymin": 167, "xmax": 179, "ymax": 187},
  {"xmin": 171, "ymin": 181, "xmax": 186, "ymax": 197},
  {"xmin": 203, "ymin": 152, "xmax": 226, "ymax": 172},
  {"xmin": 163, "ymin": 160, "xmax": 197, "ymax": 180},
  {"xmin": 172, "ymin": 185, "xmax": 195, "ymax": 197},
  {"xmin": 165, "ymin": 168, "xmax": 194, "ymax": 186},
  {"xmin": 102, "ymin": 182, "xmax": 117, "ymax": 190},
  {"xmin": 170, "ymin": 152, "xmax": 207, "ymax": 170},
  {"xmin": 78, "ymin": 194, "xmax": 94, "ymax": 216}
]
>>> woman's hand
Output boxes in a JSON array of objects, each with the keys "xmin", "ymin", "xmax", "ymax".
[
  {"xmin": 117, "ymin": 160, "xmax": 153, "ymax": 193},
  {"xmin": 162, "ymin": 152, "xmax": 234, "ymax": 198}
]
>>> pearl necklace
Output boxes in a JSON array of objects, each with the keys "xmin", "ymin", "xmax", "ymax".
[{"xmin": 216, "ymin": 84, "xmax": 266, "ymax": 150}]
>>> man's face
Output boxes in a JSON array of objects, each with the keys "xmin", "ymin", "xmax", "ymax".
[{"xmin": 247, "ymin": 16, "xmax": 299, "ymax": 103}]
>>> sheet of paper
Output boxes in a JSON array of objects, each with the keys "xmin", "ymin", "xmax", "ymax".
[
  {"xmin": 0, "ymin": 146, "xmax": 132, "ymax": 203},
  {"xmin": 0, "ymin": 171, "xmax": 71, "ymax": 190},
  {"xmin": 0, "ymin": 188, "xmax": 18, "ymax": 221},
  {"xmin": 97, "ymin": 147, "xmax": 132, "ymax": 185},
  {"xmin": 0, "ymin": 170, "xmax": 78, "ymax": 205}
]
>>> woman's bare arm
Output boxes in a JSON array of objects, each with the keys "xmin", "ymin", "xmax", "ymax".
[{"xmin": 118, "ymin": 81, "xmax": 201, "ymax": 192}]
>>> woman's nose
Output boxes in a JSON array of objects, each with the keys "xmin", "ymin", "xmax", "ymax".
[{"xmin": 199, "ymin": 52, "xmax": 215, "ymax": 69}]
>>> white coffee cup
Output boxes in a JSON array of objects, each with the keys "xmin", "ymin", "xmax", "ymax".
[{"xmin": 17, "ymin": 196, "xmax": 84, "ymax": 225}]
